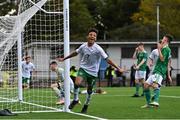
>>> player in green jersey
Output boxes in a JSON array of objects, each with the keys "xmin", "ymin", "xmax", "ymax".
[
  {"xmin": 141, "ymin": 34, "xmax": 173, "ymax": 108},
  {"xmin": 132, "ymin": 42, "xmax": 148, "ymax": 97}
]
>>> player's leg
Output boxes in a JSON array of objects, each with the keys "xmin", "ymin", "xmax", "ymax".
[
  {"xmin": 140, "ymin": 71, "xmax": 146, "ymax": 96},
  {"xmin": 133, "ymin": 79, "xmax": 140, "ymax": 97},
  {"xmin": 22, "ymin": 77, "xmax": 28, "ymax": 89},
  {"xmin": 133, "ymin": 71, "xmax": 140, "ymax": 97},
  {"xmin": 134, "ymin": 70, "xmax": 142, "ymax": 97},
  {"xmin": 141, "ymin": 75, "xmax": 153, "ymax": 108},
  {"xmin": 69, "ymin": 68, "xmax": 84, "ymax": 109},
  {"xmin": 51, "ymin": 83, "xmax": 64, "ymax": 104},
  {"xmin": 140, "ymin": 79, "xmax": 145, "ymax": 96},
  {"xmin": 26, "ymin": 78, "xmax": 30, "ymax": 89},
  {"xmin": 150, "ymin": 83, "xmax": 160, "ymax": 107},
  {"xmin": 149, "ymin": 74, "xmax": 163, "ymax": 107},
  {"xmin": 81, "ymin": 74, "xmax": 96, "ymax": 113}
]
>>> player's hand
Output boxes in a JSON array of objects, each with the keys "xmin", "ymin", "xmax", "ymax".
[
  {"xmin": 56, "ymin": 57, "xmax": 64, "ymax": 62},
  {"xmin": 135, "ymin": 47, "xmax": 139, "ymax": 51},
  {"xmin": 157, "ymin": 43, "xmax": 162, "ymax": 50},
  {"xmin": 135, "ymin": 65, "xmax": 139, "ymax": 70},
  {"xmin": 117, "ymin": 67, "xmax": 124, "ymax": 73}
]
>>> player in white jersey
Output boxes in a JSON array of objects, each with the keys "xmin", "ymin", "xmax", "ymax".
[
  {"xmin": 149, "ymin": 49, "xmax": 159, "ymax": 68},
  {"xmin": 22, "ymin": 56, "xmax": 35, "ymax": 89},
  {"xmin": 58, "ymin": 28, "xmax": 123, "ymax": 113},
  {"xmin": 50, "ymin": 61, "xmax": 74, "ymax": 105}
]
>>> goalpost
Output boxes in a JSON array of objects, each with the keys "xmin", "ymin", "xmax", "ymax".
[{"xmin": 0, "ymin": 0, "xmax": 70, "ymax": 113}]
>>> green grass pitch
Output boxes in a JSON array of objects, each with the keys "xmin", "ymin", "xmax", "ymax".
[{"xmin": 0, "ymin": 87, "xmax": 180, "ymax": 119}]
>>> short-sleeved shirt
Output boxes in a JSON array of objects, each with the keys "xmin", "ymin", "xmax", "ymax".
[
  {"xmin": 76, "ymin": 42, "xmax": 108, "ymax": 77},
  {"xmin": 149, "ymin": 49, "xmax": 159, "ymax": 65},
  {"xmin": 22, "ymin": 61, "xmax": 35, "ymax": 78},
  {"xmin": 55, "ymin": 67, "xmax": 65, "ymax": 83},
  {"xmin": 153, "ymin": 45, "xmax": 171, "ymax": 79},
  {"xmin": 149, "ymin": 49, "xmax": 171, "ymax": 71},
  {"xmin": 136, "ymin": 51, "xmax": 148, "ymax": 71}
]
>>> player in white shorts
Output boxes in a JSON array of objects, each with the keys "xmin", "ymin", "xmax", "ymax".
[
  {"xmin": 22, "ymin": 56, "xmax": 35, "ymax": 89},
  {"xmin": 132, "ymin": 42, "xmax": 148, "ymax": 97}
]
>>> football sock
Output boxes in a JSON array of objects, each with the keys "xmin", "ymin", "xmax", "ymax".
[
  {"xmin": 84, "ymin": 88, "xmax": 93, "ymax": 105},
  {"xmin": 153, "ymin": 88, "xmax": 160, "ymax": 103},
  {"xmin": 144, "ymin": 89, "xmax": 151, "ymax": 104},
  {"xmin": 74, "ymin": 85, "xmax": 79, "ymax": 101},
  {"xmin": 135, "ymin": 83, "xmax": 140, "ymax": 95},
  {"xmin": 142, "ymin": 83, "xmax": 144, "ymax": 95}
]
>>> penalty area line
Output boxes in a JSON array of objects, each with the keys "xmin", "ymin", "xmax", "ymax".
[{"xmin": 69, "ymin": 111, "xmax": 107, "ymax": 120}]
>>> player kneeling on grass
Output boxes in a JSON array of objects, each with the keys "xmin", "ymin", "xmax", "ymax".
[
  {"xmin": 141, "ymin": 34, "xmax": 173, "ymax": 108},
  {"xmin": 50, "ymin": 61, "xmax": 74, "ymax": 105},
  {"xmin": 58, "ymin": 28, "xmax": 124, "ymax": 113}
]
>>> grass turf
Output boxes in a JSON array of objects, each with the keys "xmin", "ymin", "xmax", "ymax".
[{"xmin": 1, "ymin": 87, "xmax": 180, "ymax": 119}]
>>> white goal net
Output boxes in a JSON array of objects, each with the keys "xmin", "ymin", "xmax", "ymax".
[{"xmin": 0, "ymin": 0, "xmax": 70, "ymax": 113}]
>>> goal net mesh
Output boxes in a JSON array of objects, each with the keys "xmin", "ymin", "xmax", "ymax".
[{"xmin": 0, "ymin": 0, "xmax": 64, "ymax": 113}]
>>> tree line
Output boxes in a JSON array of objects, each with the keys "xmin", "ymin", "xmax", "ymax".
[{"xmin": 0, "ymin": 0, "xmax": 179, "ymax": 41}]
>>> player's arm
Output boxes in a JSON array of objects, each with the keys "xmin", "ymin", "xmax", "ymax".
[
  {"xmin": 31, "ymin": 64, "xmax": 36, "ymax": 75},
  {"xmin": 106, "ymin": 58, "xmax": 124, "ymax": 72},
  {"xmin": 57, "ymin": 51, "xmax": 78, "ymax": 62},
  {"xmin": 136, "ymin": 52, "xmax": 147, "ymax": 69},
  {"xmin": 58, "ymin": 44, "xmax": 84, "ymax": 62},
  {"xmin": 157, "ymin": 43, "xmax": 164, "ymax": 61},
  {"xmin": 136, "ymin": 59, "xmax": 145, "ymax": 70},
  {"xmin": 167, "ymin": 59, "xmax": 172, "ymax": 83},
  {"xmin": 132, "ymin": 47, "xmax": 138, "ymax": 59},
  {"xmin": 148, "ymin": 58, "xmax": 153, "ymax": 67},
  {"xmin": 148, "ymin": 50, "xmax": 154, "ymax": 67}
]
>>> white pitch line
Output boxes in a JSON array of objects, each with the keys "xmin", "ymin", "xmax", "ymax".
[
  {"xmin": 100, "ymin": 94, "xmax": 180, "ymax": 99},
  {"xmin": 69, "ymin": 111, "xmax": 107, "ymax": 120},
  {"xmin": 161, "ymin": 95, "xmax": 180, "ymax": 99}
]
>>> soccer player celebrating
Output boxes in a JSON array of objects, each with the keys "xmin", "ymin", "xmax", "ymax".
[
  {"xmin": 50, "ymin": 61, "xmax": 74, "ymax": 105},
  {"xmin": 142, "ymin": 34, "xmax": 173, "ymax": 108},
  {"xmin": 22, "ymin": 56, "xmax": 35, "ymax": 89},
  {"xmin": 58, "ymin": 28, "xmax": 123, "ymax": 113},
  {"xmin": 132, "ymin": 42, "xmax": 148, "ymax": 97}
]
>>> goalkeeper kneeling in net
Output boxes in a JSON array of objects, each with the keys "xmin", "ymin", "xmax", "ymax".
[{"xmin": 50, "ymin": 61, "xmax": 74, "ymax": 105}]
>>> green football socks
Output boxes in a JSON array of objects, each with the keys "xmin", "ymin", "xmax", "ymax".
[{"xmin": 144, "ymin": 89, "xmax": 151, "ymax": 104}]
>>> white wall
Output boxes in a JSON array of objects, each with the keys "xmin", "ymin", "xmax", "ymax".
[
  {"xmin": 31, "ymin": 44, "xmax": 180, "ymax": 80},
  {"xmin": 106, "ymin": 45, "xmax": 121, "ymax": 65},
  {"xmin": 70, "ymin": 45, "xmax": 79, "ymax": 68}
]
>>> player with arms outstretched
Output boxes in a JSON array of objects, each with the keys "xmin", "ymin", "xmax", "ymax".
[
  {"xmin": 58, "ymin": 28, "xmax": 123, "ymax": 113},
  {"xmin": 142, "ymin": 34, "xmax": 173, "ymax": 108}
]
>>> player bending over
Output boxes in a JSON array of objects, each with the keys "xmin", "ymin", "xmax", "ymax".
[
  {"xmin": 141, "ymin": 34, "xmax": 173, "ymax": 108},
  {"xmin": 132, "ymin": 43, "xmax": 148, "ymax": 97},
  {"xmin": 50, "ymin": 61, "xmax": 74, "ymax": 105},
  {"xmin": 58, "ymin": 28, "xmax": 123, "ymax": 113}
]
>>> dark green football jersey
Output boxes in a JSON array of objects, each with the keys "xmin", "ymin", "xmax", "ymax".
[
  {"xmin": 153, "ymin": 45, "xmax": 171, "ymax": 79},
  {"xmin": 136, "ymin": 51, "xmax": 148, "ymax": 71}
]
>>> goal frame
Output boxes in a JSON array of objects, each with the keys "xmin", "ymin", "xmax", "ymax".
[{"xmin": 16, "ymin": 0, "xmax": 70, "ymax": 112}]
